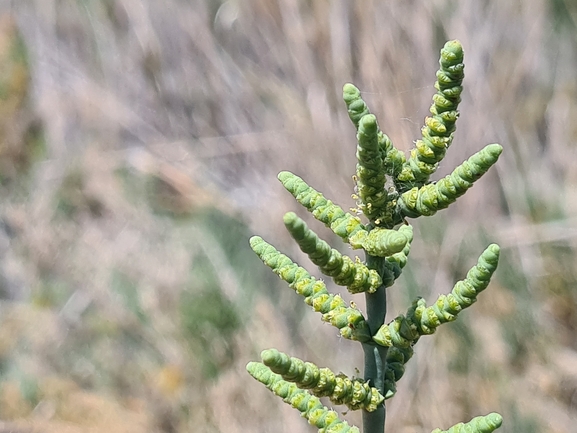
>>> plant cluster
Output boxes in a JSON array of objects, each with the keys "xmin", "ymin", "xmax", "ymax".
[{"xmin": 247, "ymin": 40, "xmax": 504, "ymax": 433}]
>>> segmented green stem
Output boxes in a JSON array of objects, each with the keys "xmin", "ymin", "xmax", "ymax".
[
  {"xmin": 284, "ymin": 212, "xmax": 381, "ymax": 293},
  {"xmin": 398, "ymin": 144, "xmax": 502, "ymax": 218},
  {"xmin": 260, "ymin": 349, "xmax": 384, "ymax": 412},
  {"xmin": 371, "ymin": 315, "xmax": 419, "ymax": 348},
  {"xmin": 343, "ymin": 83, "xmax": 370, "ymax": 129},
  {"xmin": 398, "ymin": 40, "xmax": 465, "ymax": 187},
  {"xmin": 250, "ymin": 236, "xmax": 371, "ymax": 342},
  {"xmin": 412, "ymin": 243, "xmax": 500, "ymax": 332},
  {"xmin": 247, "ymin": 362, "xmax": 360, "ymax": 433},
  {"xmin": 381, "ymin": 224, "xmax": 414, "ymax": 287},
  {"xmin": 373, "ymin": 244, "xmax": 500, "ymax": 346},
  {"xmin": 382, "ymin": 345, "xmax": 414, "ymax": 399},
  {"xmin": 343, "ymin": 83, "xmax": 406, "ymax": 180},
  {"xmin": 431, "ymin": 413, "xmax": 503, "ymax": 433},
  {"xmin": 278, "ymin": 171, "xmax": 366, "ymax": 241},
  {"xmin": 356, "ymin": 114, "xmax": 388, "ymax": 222}
]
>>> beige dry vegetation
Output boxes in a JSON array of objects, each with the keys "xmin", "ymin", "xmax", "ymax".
[{"xmin": 0, "ymin": 1, "xmax": 575, "ymax": 432}]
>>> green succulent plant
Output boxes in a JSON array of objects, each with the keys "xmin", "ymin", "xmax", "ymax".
[{"xmin": 247, "ymin": 40, "xmax": 503, "ymax": 433}]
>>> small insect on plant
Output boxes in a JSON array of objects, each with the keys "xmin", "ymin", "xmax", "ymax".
[{"xmin": 246, "ymin": 40, "xmax": 504, "ymax": 433}]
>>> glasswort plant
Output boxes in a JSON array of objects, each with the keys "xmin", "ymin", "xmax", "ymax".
[{"xmin": 246, "ymin": 40, "xmax": 504, "ymax": 433}]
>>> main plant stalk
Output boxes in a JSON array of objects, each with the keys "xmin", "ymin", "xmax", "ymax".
[{"xmin": 362, "ymin": 254, "xmax": 388, "ymax": 433}]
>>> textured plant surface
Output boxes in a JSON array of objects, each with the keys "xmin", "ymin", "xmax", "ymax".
[{"xmin": 247, "ymin": 40, "xmax": 503, "ymax": 433}]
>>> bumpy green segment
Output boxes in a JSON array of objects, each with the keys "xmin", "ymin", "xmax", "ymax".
[
  {"xmin": 373, "ymin": 244, "xmax": 500, "ymax": 346},
  {"xmin": 343, "ymin": 83, "xmax": 370, "ymax": 129},
  {"xmin": 250, "ymin": 236, "xmax": 371, "ymax": 342},
  {"xmin": 381, "ymin": 224, "xmax": 414, "ymax": 287},
  {"xmin": 431, "ymin": 413, "xmax": 503, "ymax": 433},
  {"xmin": 371, "ymin": 315, "xmax": 418, "ymax": 348},
  {"xmin": 411, "ymin": 243, "xmax": 500, "ymax": 334},
  {"xmin": 260, "ymin": 348, "xmax": 384, "ymax": 412},
  {"xmin": 398, "ymin": 40, "xmax": 465, "ymax": 187},
  {"xmin": 378, "ymin": 131, "xmax": 406, "ymax": 179},
  {"xmin": 284, "ymin": 212, "xmax": 381, "ymax": 293},
  {"xmin": 355, "ymin": 114, "xmax": 388, "ymax": 222},
  {"xmin": 383, "ymin": 345, "xmax": 414, "ymax": 399},
  {"xmin": 398, "ymin": 144, "xmax": 502, "ymax": 218},
  {"xmin": 348, "ymin": 227, "xmax": 408, "ymax": 258},
  {"xmin": 278, "ymin": 171, "xmax": 366, "ymax": 241},
  {"xmin": 247, "ymin": 362, "xmax": 360, "ymax": 433},
  {"xmin": 381, "ymin": 245, "xmax": 498, "ymax": 397},
  {"xmin": 343, "ymin": 83, "xmax": 406, "ymax": 179}
]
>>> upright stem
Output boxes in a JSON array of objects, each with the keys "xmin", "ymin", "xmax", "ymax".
[{"xmin": 362, "ymin": 254, "xmax": 388, "ymax": 433}]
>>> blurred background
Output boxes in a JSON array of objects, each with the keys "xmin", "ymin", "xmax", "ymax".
[{"xmin": 0, "ymin": 0, "xmax": 575, "ymax": 432}]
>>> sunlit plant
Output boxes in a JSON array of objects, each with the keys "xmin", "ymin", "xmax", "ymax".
[{"xmin": 247, "ymin": 40, "xmax": 504, "ymax": 433}]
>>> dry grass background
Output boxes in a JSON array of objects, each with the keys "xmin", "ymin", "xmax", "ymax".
[{"xmin": 0, "ymin": 0, "xmax": 575, "ymax": 432}]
